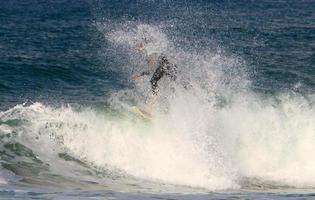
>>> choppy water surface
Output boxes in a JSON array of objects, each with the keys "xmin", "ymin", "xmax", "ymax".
[{"xmin": 0, "ymin": 0, "xmax": 315, "ymax": 199}]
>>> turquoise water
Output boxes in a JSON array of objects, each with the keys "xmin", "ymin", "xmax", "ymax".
[{"xmin": 1, "ymin": 0, "xmax": 315, "ymax": 199}]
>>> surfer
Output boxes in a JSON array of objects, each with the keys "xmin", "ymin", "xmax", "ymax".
[{"xmin": 130, "ymin": 42, "xmax": 177, "ymax": 96}]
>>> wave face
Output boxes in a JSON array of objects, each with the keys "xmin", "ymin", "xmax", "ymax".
[{"xmin": 1, "ymin": 0, "xmax": 315, "ymax": 198}]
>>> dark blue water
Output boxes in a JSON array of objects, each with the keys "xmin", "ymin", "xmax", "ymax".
[
  {"xmin": 0, "ymin": 0, "xmax": 127, "ymax": 109},
  {"xmin": 1, "ymin": 1, "xmax": 315, "ymax": 199}
]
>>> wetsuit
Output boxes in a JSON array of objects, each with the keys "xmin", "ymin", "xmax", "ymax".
[{"xmin": 141, "ymin": 54, "xmax": 177, "ymax": 95}]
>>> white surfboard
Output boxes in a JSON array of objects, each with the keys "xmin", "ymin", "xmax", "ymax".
[{"xmin": 129, "ymin": 106, "xmax": 152, "ymax": 120}]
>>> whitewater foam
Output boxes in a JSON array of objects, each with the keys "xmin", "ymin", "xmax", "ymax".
[{"xmin": 2, "ymin": 90, "xmax": 315, "ymax": 190}]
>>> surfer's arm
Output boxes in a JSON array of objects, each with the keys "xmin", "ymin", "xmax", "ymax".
[
  {"xmin": 130, "ymin": 70, "xmax": 151, "ymax": 80},
  {"xmin": 130, "ymin": 53, "xmax": 157, "ymax": 80},
  {"xmin": 140, "ymin": 71, "xmax": 151, "ymax": 76},
  {"xmin": 130, "ymin": 59, "xmax": 156, "ymax": 80}
]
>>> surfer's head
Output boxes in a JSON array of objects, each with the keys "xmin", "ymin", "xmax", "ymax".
[{"xmin": 135, "ymin": 42, "xmax": 145, "ymax": 52}]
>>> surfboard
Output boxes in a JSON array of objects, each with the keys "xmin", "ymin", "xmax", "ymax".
[{"xmin": 129, "ymin": 106, "xmax": 152, "ymax": 120}]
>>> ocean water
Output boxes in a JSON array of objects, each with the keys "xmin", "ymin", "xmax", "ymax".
[{"xmin": 1, "ymin": 0, "xmax": 315, "ymax": 199}]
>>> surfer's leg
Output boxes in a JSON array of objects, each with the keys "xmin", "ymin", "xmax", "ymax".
[
  {"xmin": 150, "ymin": 66, "xmax": 164, "ymax": 95},
  {"xmin": 145, "ymin": 93, "xmax": 158, "ymax": 113},
  {"xmin": 151, "ymin": 80, "xmax": 159, "ymax": 95},
  {"xmin": 145, "ymin": 67, "xmax": 163, "ymax": 113}
]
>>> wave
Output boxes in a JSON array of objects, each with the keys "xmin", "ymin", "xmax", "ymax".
[
  {"xmin": 1, "ymin": 23, "xmax": 315, "ymax": 191},
  {"xmin": 0, "ymin": 95, "xmax": 315, "ymax": 190},
  {"xmin": 1, "ymin": 94, "xmax": 315, "ymax": 190}
]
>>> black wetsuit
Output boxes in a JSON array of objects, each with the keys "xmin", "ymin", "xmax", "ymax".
[{"xmin": 141, "ymin": 55, "xmax": 177, "ymax": 95}]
